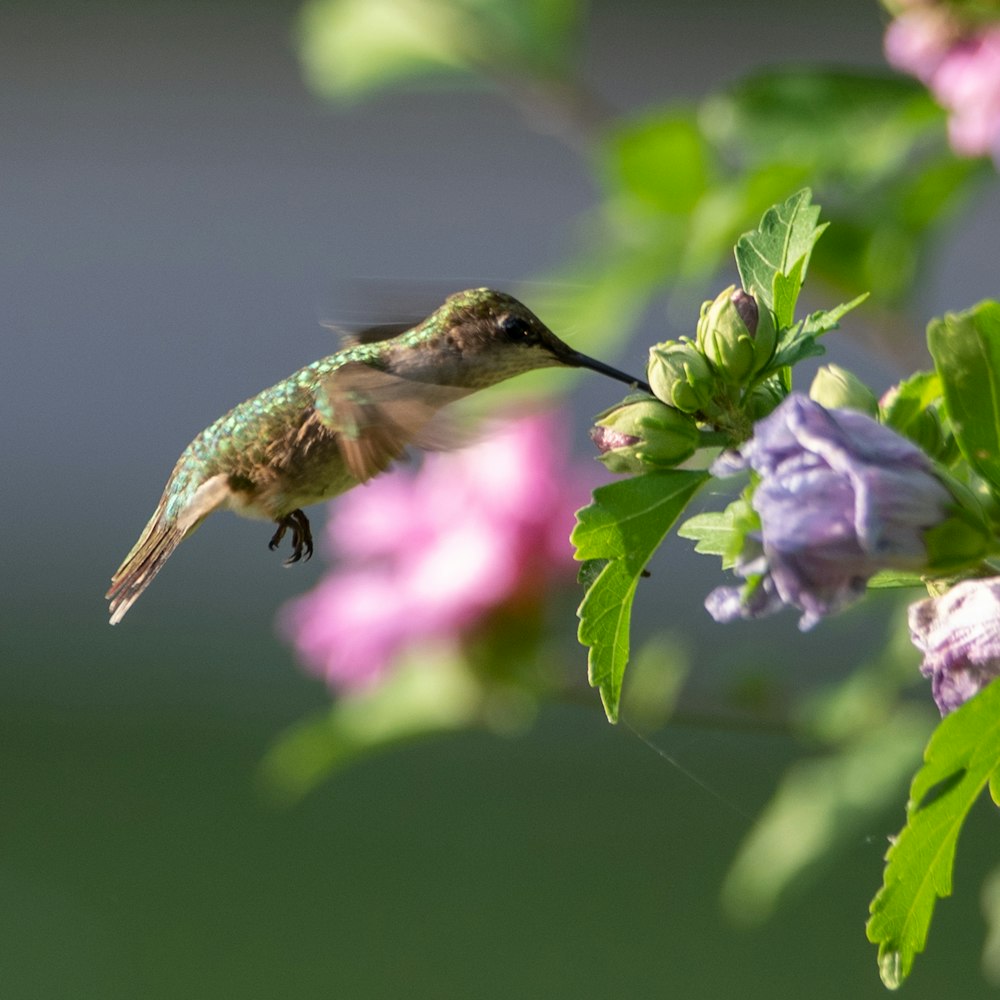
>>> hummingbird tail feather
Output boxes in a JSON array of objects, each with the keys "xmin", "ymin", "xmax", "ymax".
[
  {"xmin": 106, "ymin": 474, "xmax": 231, "ymax": 624},
  {"xmin": 106, "ymin": 504, "xmax": 184, "ymax": 625}
]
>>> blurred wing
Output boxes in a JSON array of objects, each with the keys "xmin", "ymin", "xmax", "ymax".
[
  {"xmin": 317, "ymin": 362, "xmax": 473, "ymax": 483},
  {"xmin": 320, "ymin": 320, "xmax": 418, "ymax": 349}
]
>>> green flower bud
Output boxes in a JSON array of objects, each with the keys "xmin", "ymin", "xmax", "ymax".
[
  {"xmin": 809, "ymin": 364, "xmax": 878, "ymax": 415},
  {"xmin": 647, "ymin": 338, "xmax": 716, "ymax": 413},
  {"xmin": 696, "ymin": 285, "xmax": 777, "ymax": 385},
  {"xmin": 590, "ymin": 396, "xmax": 699, "ymax": 474}
]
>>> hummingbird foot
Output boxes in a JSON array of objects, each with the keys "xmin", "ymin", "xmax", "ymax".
[{"xmin": 268, "ymin": 509, "xmax": 314, "ymax": 565}]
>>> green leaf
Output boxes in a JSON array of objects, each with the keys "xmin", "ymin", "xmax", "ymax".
[
  {"xmin": 677, "ymin": 511, "xmax": 733, "ymax": 558},
  {"xmin": 766, "ymin": 293, "xmax": 869, "ymax": 373},
  {"xmin": 866, "ymin": 676, "xmax": 1000, "ymax": 988},
  {"xmin": 678, "ymin": 495, "xmax": 756, "ymax": 569},
  {"xmin": 881, "ymin": 371, "xmax": 943, "ymax": 426},
  {"xmin": 767, "ymin": 329, "xmax": 826, "ymax": 373},
  {"xmin": 771, "ymin": 254, "xmax": 806, "ymax": 332},
  {"xmin": 573, "ymin": 470, "xmax": 709, "ymax": 722},
  {"xmin": 735, "ymin": 188, "xmax": 826, "ymax": 327},
  {"xmin": 928, "ymin": 301, "xmax": 1000, "ymax": 491},
  {"xmin": 880, "ymin": 370, "xmax": 960, "ymax": 464},
  {"xmin": 799, "ymin": 294, "xmax": 870, "ymax": 339}
]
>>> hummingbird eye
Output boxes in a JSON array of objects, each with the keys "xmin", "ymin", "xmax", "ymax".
[{"xmin": 498, "ymin": 313, "xmax": 538, "ymax": 344}]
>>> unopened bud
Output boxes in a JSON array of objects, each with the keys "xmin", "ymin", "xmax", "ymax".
[
  {"xmin": 590, "ymin": 426, "xmax": 639, "ymax": 453},
  {"xmin": 809, "ymin": 364, "xmax": 878, "ymax": 415},
  {"xmin": 647, "ymin": 339, "xmax": 716, "ymax": 414},
  {"xmin": 590, "ymin": 396, "xmax": 699, "ymax": 474},
  {"xmin": 730, "ymin": 289, "xmax": 759, "ymax": 336},
  {"xmin": 696, "ymin": 285, "xmax": 777, "ymax": 384}
]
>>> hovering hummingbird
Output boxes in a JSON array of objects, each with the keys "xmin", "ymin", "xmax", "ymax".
[{"xmin": 106, "ymin": 288, "xmax": 650, "ymax": 624}]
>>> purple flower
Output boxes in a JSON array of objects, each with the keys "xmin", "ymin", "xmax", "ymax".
[
  {"xmin": 279, "ymin": 412, "xmax": 593, "ymax": 692},
  {"xmin": 706, "ymin": 394, "xmax": 950, "ymax": 630},
  {"xmin": 910, "ymin": 578, "xmax": 1000, "ymax": 714},
  {"xmin": 885, "ymin": 6, "xmax": 1000, "ymax": 162}
]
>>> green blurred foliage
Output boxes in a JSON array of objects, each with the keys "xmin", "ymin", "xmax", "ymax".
[
  {"xmin": 723, "ymin": 611, "xmax": 934, "ymax": 926},
  {"xmin": 298, "ymin": 0, "xmax": 581, "ymax": 98}
]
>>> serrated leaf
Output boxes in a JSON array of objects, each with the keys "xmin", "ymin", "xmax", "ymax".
[
  {"xmin": 928, "ymin": 301, "xmax": 1000, "ymax": 491},
  {"xmin": 766, "ymin": 293, "xmax": 868, "ymax": 373},
  {"xmin": 678, "ymin": 496, "xmax": 755, "ymax": 568},
  {"xmin": 677, "ymin": 511, "xmax": 733, "ymax": 558},
  {"xmin": 735, "ymin": 189, "xmax": 826, "ymax": 327},
  {"xmin": 799, "ymin": 293, "xmax": 869, "ymax": 338},
  {"xmin": 768, "ymin": 328, "xmax": 827, "ymax": 372},
  {"xmin": 866, "ymin": 676, "xmax": 1000, "ymax": 988},
  {"xmin": 573, "ymin": 470, "xmax": 708, "ymax": 722}
]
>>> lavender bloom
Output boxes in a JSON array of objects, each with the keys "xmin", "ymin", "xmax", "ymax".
[
  {"xmin": 279, "ymin": 413, "xmax": 592, "ymax": 692},
  {"xmin": 703, "ymin": 550, "xmax": 787, "ymax": 623},
  {"xmin": 706, "ymin": 394, "xmax": 950, "ymax": 630},
  {"xmin": 910, "ymin": 578, "xmax": 1000, "ymax": 715},
  {"xmin": 885, "ymin": 5, "xmax": 1000, "ymax": 162}
]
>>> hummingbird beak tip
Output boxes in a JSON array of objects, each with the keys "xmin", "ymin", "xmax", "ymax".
[{"xmin": 567, "ymin": 350, "xmax": 651, "ymax": 394}]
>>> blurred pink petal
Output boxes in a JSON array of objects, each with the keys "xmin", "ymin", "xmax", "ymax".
[
  {"xmin": 281, "ymin": 569, "xmax": 414, "ymax": 689},
  {"xmin": 327, "ymin": 475, "xmax": 420, "ymax": 559},
  {"xmin": 933, "ymin": 30, "xmax": 1000, "ymax": 156},
  {"xmin": 885, "ymin": 7, "xmax": 1000, "ymax": 163},
  {"xmin": 279, "ymin": 411, "xmax": 597, "ymax": 693},
  {"xmin": 884, "ymin": 10, "xmax": 952, "ymax": 80}
]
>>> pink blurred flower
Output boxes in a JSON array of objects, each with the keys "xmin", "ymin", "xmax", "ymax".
[
  {"xmin": 933, "ymin": 30, "xmax": 1000, "ymax": 156},
  {"xmin": 279, "ymin": 411, "xmax": 595, "ymax": 692},
  {"xmin": 885, "ymin": 5, "xmax": 1000, "ymax": 162}
]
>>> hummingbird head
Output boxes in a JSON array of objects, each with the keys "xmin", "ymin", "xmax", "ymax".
[{"xmin": 395, "ymin": 288, "xmax": 650, "ymax": 392}]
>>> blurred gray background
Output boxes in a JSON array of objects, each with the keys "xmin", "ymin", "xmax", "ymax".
[{"xmin": 5, "ymin": 1, "xmax": 1000, "ymax": 997}]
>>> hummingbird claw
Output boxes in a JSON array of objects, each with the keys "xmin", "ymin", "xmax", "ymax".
[{"xmin": 269, "ymin": 510, "xmax": 313, "ymax": 566}]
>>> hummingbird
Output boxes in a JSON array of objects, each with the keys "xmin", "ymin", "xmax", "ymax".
[{"xmin": 106, "ymin": 288, "xmax": 650, "ymax": 624}]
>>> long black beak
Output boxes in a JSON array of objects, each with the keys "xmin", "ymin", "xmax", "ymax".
[{"xmin": 567, "ymin": 350, "xmax": 652, "ymax": 394}]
